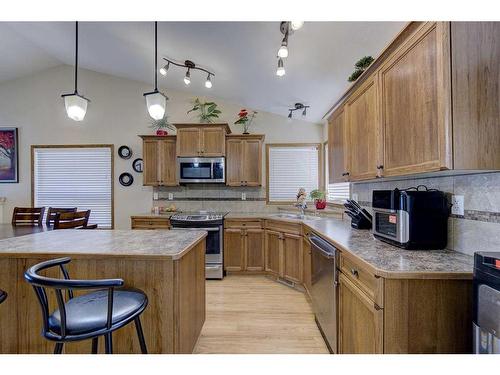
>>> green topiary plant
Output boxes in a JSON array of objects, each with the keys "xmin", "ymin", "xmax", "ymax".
[
  {"xmin": 187, "ymin": 98, "xmax": 222, "ymax": 123},
  {"xmin": 149, "ymin": 115, "xmax": 175, "ymax": 135},
  {"xmin": 348, "ymin": 56, "xmax": 374, "ymax": 82},
  {"xmin": 309, "ymin": 189, "xmax": 326, "ymax": 201}
]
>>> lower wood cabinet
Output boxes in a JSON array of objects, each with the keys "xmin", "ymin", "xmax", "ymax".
[
  {"xmin": 130, "ymin": 216, "xmax": 171, "ymax": 229},
  {"xmin": 338, "ymin": 273, "xmax": 383, "ymax": 354},
  {"xmin": 264, "ymin": 227, "xmax": 303, "ymax": 284},
  {"xmin": 224, "ymin": 225, "xmax": 264, "ymax": 272},
  {"xmin": 302, "ymin": 235, "xmax": 312, "ymax": 293},
  {"xmin": 265, "ymin": 230, "xmax": 282, "ymax": 275}
]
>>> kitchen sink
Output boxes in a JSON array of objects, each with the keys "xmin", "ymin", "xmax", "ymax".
[{"xmin": 270, "ymin": 213, "xmax": 322, "ymax": 220}]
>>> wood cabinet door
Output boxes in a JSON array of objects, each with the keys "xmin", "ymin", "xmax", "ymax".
[
  {"xmin": 265, "ymin": 230, "xmax": 281, "ymax": 275},
  {"xmin": 328, "ymin": 107, "xmax": 348, "ymax": 183},
  {"xmin": 159, "ymin": 139, "xmax": 177, "ymax": 186},
  {"xmin": 378, "ymin": 22, "xmax": 452, "ymax": 176},
  {"xmin": 242, "ymin": 140, "xmax": 262, "ymax": 186},
  {"xmin": 224, "ymin": 229, "xmax": 244, "ymax": 271},
  {"xmin": 339, "ymin": 273, "xmax": 383, "ymax": 354},
  {"xmin": 282, "ymin": 233, "xmax": 303, "ymax": 283},
  {"xmin": 177, "ymin": 128, "xmax": 201, "ymax": 157},
  {"xmin": 245, "ymin": 229, "xmax": 265, "ymax": 271},
  {"xmin": 345, "ymin": 76, "xmax": 380, "ymax": 181},
  {"xmin": 225, "ymin": 139, "xmax": 243, "ymax": 186},
  {"xmin": 302, "ymin": 235, "xmax": 312, "ymax": 292},
  {"xmin": 143, "ymin": 140, "xmax": 159, "ymax": 186},
  {"xmin": 201, "ymin": 127, "xmax": 225, "ymax": 156}
]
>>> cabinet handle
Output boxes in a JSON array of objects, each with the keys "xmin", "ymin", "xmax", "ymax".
[
  {"xmin": 350, "ymin": 268, "xmax": 359, "ymax": 278},
  {"xmin": 376, "ymin": 165, "xmax": 384, "ymax": 170},
  {"xmin": 374, "ymin": 303, "xmax": 382, "ymax": 311},
  {"xmin": 342, "ymin": 172, "xmax": 350, "ymax": 177}
]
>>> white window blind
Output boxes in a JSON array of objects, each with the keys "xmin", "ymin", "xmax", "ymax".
[
  {"xmin": 33, "ymin": 147, "xmax": 113, "ymax": 228},
  {"xmin": 268, "ymin": 145, "xmax": 319, "ymax": 202},
  {"xmin": 324, "ymin": 143, "xmax": 350, "ymax": 202}
]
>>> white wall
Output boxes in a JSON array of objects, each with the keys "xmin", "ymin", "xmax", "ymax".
[{"xmin": 0, "ymin": 65, "xmax": 324, "ymax": 228}]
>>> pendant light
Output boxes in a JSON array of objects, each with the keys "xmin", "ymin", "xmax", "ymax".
[
  {"xmin": 276, "ymin": 58, "xmax": 285, "ymax": 77},
  {"xmin": 143, "ymin": 22, "xmax": 168, "ymax": 120},
  {"xmin": 61, "ymin": 22, "xmax": 90, "ymax": 122}
]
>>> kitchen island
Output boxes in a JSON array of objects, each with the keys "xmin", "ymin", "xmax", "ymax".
[{"xmin": 0, "ymin": 229, "xmax": 207, "ymax": 354}]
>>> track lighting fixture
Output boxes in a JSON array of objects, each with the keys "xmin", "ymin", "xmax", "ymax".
[
  {"xmin": 184, "ymin": 69, "xmax": 191, "ymax": 85},
  {"xmin": 161, "ymin": 57, "xmax": 215, "ymax": 89},
  {"xmin": 287, "ymin": 103, "xmax": 310, "ymax": 119},
  {"xmin": 276, "ymin": 58, "xmax": 285, "ymax": 77},
  {"xmin": 290, "ymin": 21, "xmax": 304, "ymax": 31},
  {"xmin": 277, "ymin": 38, "xmax": 288, "ymax": 58},
  {"xmin": 61, "ymin": 22, "xmax": 90, "ymax": 122},
  {"xmin": 143, "ymin": 21, "xmax": 168, "ymax": 120},
  {"xmin": 159, "ymin": 62, "xmax": 169, "ymax": 76}
]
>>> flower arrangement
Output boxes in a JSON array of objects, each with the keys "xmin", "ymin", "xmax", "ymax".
[
  {"xmin": 234, "ymin": 109, "xmax": 257, "ymax": 134},
  {"xmin": 309, "ymin": 189, "xmax": 327, "ymax": 209},
  {"xmin": 149, "ymin": 115, "xmax": 175, "ymax": 136},
  {"xmin": 187, "ymin": 98, "xmax": 222, "ymax": 123}
]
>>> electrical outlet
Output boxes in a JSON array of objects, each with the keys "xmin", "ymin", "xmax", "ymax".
[
  {"xmin": 153, "ymin": 192, "xmax": 159, "ymax": 200},
  {"xmin": 168, "ymin": 193, "xmax": 174, "ymax": 201},
  {"xmin": 241, "ymin": 192, "xmax": 246, "ymax": 201},
  {"xmin": 451, "ymin": 195, "xmax": 464, "ymax": 216},
  {"xmin": 352, "ymin": 193, "xmax": 359, "ymax": 202}
]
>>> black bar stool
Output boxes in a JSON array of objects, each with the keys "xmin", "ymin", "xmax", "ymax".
[
  {"xmin": 0, "ymin": 289, "xmax": 7, "ymax": 304},
  {"xmin": 24, "ymin": 257, "xmax": 148, "ymax": 354}
]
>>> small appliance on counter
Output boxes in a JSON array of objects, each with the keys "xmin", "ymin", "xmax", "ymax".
[
  {"xmin": 344, "ymin": 199, "xmax": 372, "ymax": 229},
  {"xmin": 473, "ymin": 252, "xmax": 500, "ymax": 354},
  {"xmin": 372, "ymin": 186, "xmax": 449, "ymax": 249}
]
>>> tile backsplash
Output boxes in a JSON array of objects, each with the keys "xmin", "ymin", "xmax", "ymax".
[{"xmin": 351, "ymin": 172, "xmax": 500, "ymax": 256}]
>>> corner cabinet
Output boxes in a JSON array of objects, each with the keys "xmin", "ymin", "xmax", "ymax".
[
  {"xmin": 325, "ymin": 21, "xmax": 500, "ymax": 181},
  {"xmin": 174, "ymin": 123, "xmax": 231, "ymax": 157},
  {"xmin": 226, "ymin": 134, "xmax": 264, "ymax": 187},
  {"xmin": 140, "ymin": 135, "xmax": 177, "ymax": 186}
]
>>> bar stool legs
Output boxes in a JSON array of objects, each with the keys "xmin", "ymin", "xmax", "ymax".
[
  {"xmin": 54, "ymin": 342, "xmax": 64, "ymax": 354},
  {"xmin": 91, "ymin": 337, "xmax": 99, "ymax": 354},
  {"xmin": 134, "ymin": 317, "xmax": 148, "ymax": 354},
  {"xmin": 105, "ymin": 333, "xmax": 113, "ymax": 354}
]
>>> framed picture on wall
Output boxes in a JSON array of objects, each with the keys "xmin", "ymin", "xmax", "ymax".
[{"xmin": 0, "ymin": 127, "xmax": 19, "ymax": 183}]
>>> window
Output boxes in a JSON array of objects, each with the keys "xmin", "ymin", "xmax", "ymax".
[
  {"xmin": 324, "ymin": 143, "xmax": 350, "ymax": 203},
  {"xmin": 266, "ymin": 144, "xmax": 320, "ymax": 203},
  {"xmin": 32, "ymin": 145, "xmax": 113, "ymax": 228}
]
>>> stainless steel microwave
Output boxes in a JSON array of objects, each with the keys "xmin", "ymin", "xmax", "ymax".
[{"xmin": 177, "ymin": 157, "xmax": 225, "ymax": 183}]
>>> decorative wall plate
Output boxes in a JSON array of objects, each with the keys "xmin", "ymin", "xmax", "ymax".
[
  {"xmin": 118, "ymin": 145, "xmax": 132, "ymax": 159},
  {"xmin": 119, "ymin": 172, "xmax": 134, "ymax": 186},
  {"xmin": 132, "ymin": 158, "xmax": 144, "ymax": 173}
]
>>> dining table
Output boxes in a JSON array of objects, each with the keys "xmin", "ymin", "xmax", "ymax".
[{"xmin": 0, "ymin": 224, "xmax": 52, "ymax": 240}]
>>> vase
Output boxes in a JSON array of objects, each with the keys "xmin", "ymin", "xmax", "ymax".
[
  {"xmin": 156, "ymin": 130, "xmax": 168, "ymax": 136},
  {"xmin": 315, "ymin": 199, "xmax": 327, "ymax": 210}
]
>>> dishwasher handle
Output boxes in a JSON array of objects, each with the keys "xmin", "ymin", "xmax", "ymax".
[{"xmin": 309, "ymin": 234, "xmax": 337, "ymax": 259}]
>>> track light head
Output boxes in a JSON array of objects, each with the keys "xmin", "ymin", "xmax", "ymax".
[
  {"xmin": 290, "ymin": 21, "xmax": 304, "ymax": 31},
  {"xmin": 302, "ymin": 107, "xmax": 307, "ymax": 116},
  {"xmin": 159, "ymin": 63, "xmax": 169, "ymax": 76},
  {"xmin": 288, "ymin": 111, "xmax": 292, "ymax": 119},
  {"xmin": 205, "ymin": 74, "xmax": 212, "ymax": 89},
  {"xmin": 184, "ymin": 69, "xmax": 191, "ymax": 85},
  {"xmin": 277, "ymin": 39, "xmax": 289, "ymax": 58},
  {"xmin": 276, "ymin": 58, "xmax": 285, "ymax": 77}
]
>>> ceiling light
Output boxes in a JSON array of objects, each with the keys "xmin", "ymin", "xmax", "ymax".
[
  {"xmin": 276, "ymin": 58, "xmax": 285, "ymax": 77},
  {"xmin": 159, "ymin": 63, "xmax": 169, "ymax": 76},
  {"xmin": 143, "ymin": 22, "xmax": 168, "ymax": 120},
  {"xmin": 277, "ymin": 40, "xmax": 289, "ymax": 58},
  {"xmin": 61, "ymin": 22, "xmax": 90, "ymax": 122},
  {"xmin": 302, "ymin": 107, "xmax": 307, "ymax": 116},
  {"xmin": 288, "ymin": 111, "xmax": 292, "ymax": 119},
  {"xmin": 290, "ymin": 21, "xmax": 304, "ymax": 31},
  {"xmin": 205, "ymin": 74, "xmax": 212, "ymax": 88},
  {"xmin": 287, "ymin": 103, "xmax": 310, "ymax": 119},
  {"xmin": 184, "ymin": 69, "xmax": 191, "ymax": 85}
]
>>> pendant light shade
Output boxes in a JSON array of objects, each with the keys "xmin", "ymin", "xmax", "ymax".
[
  {"xmin": 61, "ymin": 22, "xmax": 90, "ymax": 122},
  {"xmin": 144, "ymin": 91, "xmax": 167, "ymax": 120},
  {"xmin": 63, "ymin": 94, "xmax": 89, "ymax": 121},
  {"xmin": 143, "ymin": 21, "xmax": 168, "ymax": 120}
]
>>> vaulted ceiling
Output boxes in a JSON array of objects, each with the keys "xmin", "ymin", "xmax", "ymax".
[{"xmin": 0, "ymin": 21, "xmax": 405, "ymax": 122}]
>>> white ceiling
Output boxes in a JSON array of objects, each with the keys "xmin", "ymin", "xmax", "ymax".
[{"xmin": 0, "ymin": 21, "xmax": 405, "ymax": 123}]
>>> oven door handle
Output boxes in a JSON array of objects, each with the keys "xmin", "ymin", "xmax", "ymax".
[{"xmin": 174, "ymin": 227, "xmax": 220, "ymax": 232}]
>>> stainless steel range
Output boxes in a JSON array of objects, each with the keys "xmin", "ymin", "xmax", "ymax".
[{"xmin": 170, "ymin": 211, "xmax": 227, "ymax": 279}]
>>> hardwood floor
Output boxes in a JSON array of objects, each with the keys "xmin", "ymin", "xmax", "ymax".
[{"xmin": 193, "ymin": 275, "xmax": 329, "ymax": 354}]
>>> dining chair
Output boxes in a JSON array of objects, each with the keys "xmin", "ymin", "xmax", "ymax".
[
  {"xmin": 12, "ymin": 207, "xmax": 46, "ymax": 226},
  {"xmin": 46, "ymin": 207, "xmax": 77, "ymax": 226},
  {"xmin": 53, "ymin": 210, "xmax": 98, "ymax": 230},
  {"xmin": 24, "ymin": 257, "xmax": 148, "ymax": 354}
]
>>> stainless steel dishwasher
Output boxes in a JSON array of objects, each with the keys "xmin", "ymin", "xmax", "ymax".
[{"xmin": 309, "ymin": 233, "xmax": 338, "ymax": 353}]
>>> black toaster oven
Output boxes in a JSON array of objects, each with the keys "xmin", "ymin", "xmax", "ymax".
[{"xmin": 372, "ymin": 187, "xmax": 450, "ymax": 249}]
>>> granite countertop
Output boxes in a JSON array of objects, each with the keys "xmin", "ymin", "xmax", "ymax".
[
  {"xmin": 0, "ymin": 229, "xmax": 207, "ymax": 260},
  {"xmin": 302, "ymin": 218, "xmax": 474, "ymax": 279}
]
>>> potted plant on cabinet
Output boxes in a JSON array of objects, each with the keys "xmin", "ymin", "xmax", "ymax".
[
  {"xmin": 187, "ymin": 98, "xmax": 222, "ymax": 123},
  {"xmin": 234, "ymin": 109, "xmax": 257, "ymax": 134},
  {"xmin": 150, "ymin": 115, "xmax": 174, "ymax": 136},
  {"xmin": 310, "ymin": 189, "xmax": 327, "ymax": 209}
]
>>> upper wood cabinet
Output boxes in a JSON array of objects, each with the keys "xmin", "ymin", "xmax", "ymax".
[
  {"xmin": 225, "ymin": 134, "xmax": 264, "ymax": 187},
  {"xmin": 174, "ymin": 123, "xmax": 231, "ymax": 157},
  {"xmin": 378, "ymin": 22, "xmax": 452, "ymax": 177},
  {"xmin": 140, "ymin": 135, "xmax": 177, "ymax": 186},
  {"xmin": 325, "ymin": 21, "xmax": 500, "ymax": 181},
  {"xmin": 327, "ymin": 107, "xmax": 348, "ymax": 183},
  {"xmin": 345, "ymin": 76, "xmax": 380, "ymax": 181}
]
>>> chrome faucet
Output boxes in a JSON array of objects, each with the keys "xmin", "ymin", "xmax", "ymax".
[{"xmin": 294, "ymin": 201, "xmax": 307, "ymax": 217}]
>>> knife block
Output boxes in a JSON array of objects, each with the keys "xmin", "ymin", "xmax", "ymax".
[{"xmin": 349, "ymin": 213, "xmax": 372, "ymax": 230}]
